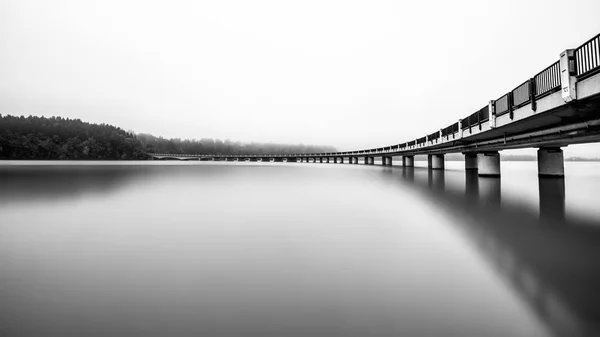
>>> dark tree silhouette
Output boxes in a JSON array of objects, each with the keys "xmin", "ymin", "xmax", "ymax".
[{"xmin": 0, "ymin": 115, "xmax": 337, "ymax": 159}]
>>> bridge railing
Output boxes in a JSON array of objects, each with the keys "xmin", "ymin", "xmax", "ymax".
[
  {"xmin": 534, "ymin": 61, "xmax": 561, "ymax": 98},
  {"xmin": 494, "ymin": 93, "xmax": 511, "ymax": 118},
  {"xmin": 575, "ymin": 33, "xmax": 600, "ymax": 79},
  {"xmin": 511, "ymin": 80, "xmax": 531, "ymax": 108}
]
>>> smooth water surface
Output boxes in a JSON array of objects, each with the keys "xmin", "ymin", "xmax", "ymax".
[{"xmin": 1, "ymin": 161, "xmax": 599, "ymax": 337}]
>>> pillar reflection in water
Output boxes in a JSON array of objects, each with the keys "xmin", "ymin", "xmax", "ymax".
[
  {"xmin": 427, "ymin": 169, "xmax": 445, "ymax": 191},
  {"xmin": 402, "ymin": 167, "xmax": 414, "ymax": 182},
  {"xmin": 392, "ymin": 165, "xmax": 600, "ymax": 337},
  {"xmin": 478, "ymin": 176, "xmax": 501, "ymax": 208},
  {"xmin": 465, "ymin": 171, "xmax": 479, "ymax": 201},
  {"xmin": 539, "ymin": 177, "xmax": 566, "ymax": 223}
]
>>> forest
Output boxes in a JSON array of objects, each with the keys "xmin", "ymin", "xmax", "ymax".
[{"xmin": 0, "ymin": 115, "xmax": 336, "ymax": 159}]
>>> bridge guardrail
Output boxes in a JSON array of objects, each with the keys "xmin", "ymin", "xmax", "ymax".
[
  {"xmin": 534, "ymin": 61, "xmax": 561, "ymax": 98},
  {"xmin": 478, "ymin": 105, "xmax": 490, "ymax": 124},
  {"xmin": 511, "ymin": 80, "xmax": 531, "ymax": 108},
  {"xmin": 494, "ymin": 93, "xmax": 511, "ymax": 118},
  {"xmin": 575, "ymin": 33, "xmax": 600, "ymax": 79}
]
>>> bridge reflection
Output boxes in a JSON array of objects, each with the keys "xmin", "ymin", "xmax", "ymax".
[{"xmin": 387, "ymin": 167, "xmax": 600, "ymax": 337}]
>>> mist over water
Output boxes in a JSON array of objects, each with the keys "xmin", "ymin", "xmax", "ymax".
[{"xmin": 1, "ymin": 161, "xmax": 599, "ymax": 337}]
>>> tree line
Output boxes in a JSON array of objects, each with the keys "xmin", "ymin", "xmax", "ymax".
[{"xmin": 0, "ymin": 115, "xmax": 336, "ymax": 159}]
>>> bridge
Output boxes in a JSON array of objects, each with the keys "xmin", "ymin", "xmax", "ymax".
[{"xmin": 151, "ymin": 32, "xmax": 600, "ymax": 177}]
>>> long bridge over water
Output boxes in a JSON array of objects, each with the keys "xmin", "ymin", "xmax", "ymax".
[{"xmin": 151, "ymin": 33, "xmax": 600, "ymax": 178}]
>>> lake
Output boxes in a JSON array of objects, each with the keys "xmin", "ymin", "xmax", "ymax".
[{"xmin": 1, "ymin": 160, "xmax": 599, "ymax": 337}]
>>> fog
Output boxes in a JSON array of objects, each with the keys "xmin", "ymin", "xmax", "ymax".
[{"xmin": 1, "ymin": 0, "xmax": 600, "ymax": 156}]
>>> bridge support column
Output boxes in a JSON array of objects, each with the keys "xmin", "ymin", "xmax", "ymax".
[
  {"xmin": 403, "ymin": 156, "xmax": 414, "ymax": 167},
  {"xmin": 538, "ymin": 147, "xmax": 564, "ymax": 177},
  {"xmin": 431, "ymin": 154, "xmax": 444, "ymax": 170},
  {"xmin": 464, "ymin": 153, "xmax": 478, "ymax": 170},
  {"xmin": 478, "ymin": 152, "xmax": 500, "ymax": 177},
  {"xmin": 427, "ymin": 154, "xmax": 433, "ymax": 169}
]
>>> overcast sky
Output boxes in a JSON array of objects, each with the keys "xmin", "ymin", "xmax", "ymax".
[{"xmin": 1, "ymin": 0, "xmax": 600, "ymax": 156}]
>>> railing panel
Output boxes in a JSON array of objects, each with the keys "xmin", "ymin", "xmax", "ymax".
[
  {"xmin": 495, "ymin": 94, "xmax": 510, "ymax": 116},
  {"xmin": 534, "ymin": 61, "xmax": 560, "ymax": 97},
  {"xmin": 512, "ymin": 81, "xmax": 530, "ymax": 107},
  {"xmin": 461, "ymin": 115, "xmax": 471, "ymax": 130},
  {"xmin": 477, "ymin": 105, "xmax": 489, "ymax": 122},
  {"xmin": 468, "ymin": 111, "xmax": 479, "ymax": 127},
  {"xmin": 576, "ymin": 33, "xmax": 600, "ymax": 78}
]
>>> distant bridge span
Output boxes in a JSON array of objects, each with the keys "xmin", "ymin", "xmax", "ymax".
[{"xmin": 150, "ymin": 33, "xmax": 600, "ymax": 177}]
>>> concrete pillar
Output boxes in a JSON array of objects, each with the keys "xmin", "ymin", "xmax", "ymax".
[
  {"xmin": 404, "ymin": 156, "xmax": 414, "ymax": 167},
  {"xmin": 537, "ymin": 148, "xmax": 564, "ymax": 177},
  {"xmin": 334, "ymin": 158, "xmax": 338, "ymax": 164},
  {"xmin": 477, "ymin": 152, "xmax": 500, "ymax": 177},
  {"xmin": 369, "ymin": 157, "xmax": 374, "ymax": 165},
  {"xmin": 364, "ymin": 156, "xmax": 369, "ymax": 164},
  {"xmin": 431, "ymin": 154, "xmax": 444, "ymax": 170},
  {"xmin": 427, "ymin": 154, "xmax": 433, "ymax": 169},
  {"xmin": 464, "ymin": 153, "xmax": 478, "ymax": 170},
  {"xmin": 340, "ymin": 157, "xmax": 344, "ymax": 164}
]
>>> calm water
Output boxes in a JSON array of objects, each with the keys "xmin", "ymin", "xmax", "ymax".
[{"xmin": 1, "ymin": 160, "xmax": 599, "ymax": 337}]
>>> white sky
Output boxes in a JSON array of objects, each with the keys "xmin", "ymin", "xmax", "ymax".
[{"xmin": 1, "ymin": 0, "xmax": 600, "ymax": 156}]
